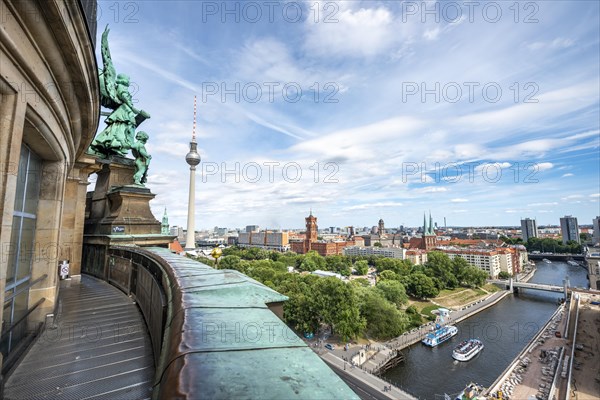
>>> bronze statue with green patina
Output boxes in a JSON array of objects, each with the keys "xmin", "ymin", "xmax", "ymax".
[
  {"xmin": 131, "ymin": 131, "xmax": 151, "ymax": 185},
  {"xmin": 89, "ymin": 25, "xmax": 152, "ymax": 177}
]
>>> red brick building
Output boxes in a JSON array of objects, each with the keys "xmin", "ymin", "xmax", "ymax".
[{"xmin": 290, "ymin": 212, "xmax": 363, "ymax": 256}]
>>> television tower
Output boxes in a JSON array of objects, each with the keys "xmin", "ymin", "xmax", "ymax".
[{"xmin": 185, "ymin": 96, "xmax": 201, "ymax": 250}]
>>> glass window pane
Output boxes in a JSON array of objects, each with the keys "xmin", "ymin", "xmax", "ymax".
[
  {"xmin": 12, "ymin": 286, "xmax": 29, "ymax": 323},
  {"xmin": 24, "ymin": 151, "xmax": 41, "ymax": 215},
  {"xmin": 6, "ymin": 216, "xmax": 21, "ymax": 284},
  {"xmin": 9, "ymin": 290, "xmax": 29, "ymax": 351},
  {"xmin": 14, "ymin": 146, "xmax": 28, "ymax": 213},
  {"xmin": 17, "ymin": 217, "xmax": 36, "ymax": 281},
  {"xmin": 0, "ymin": 301, "xmax": 12, "ymax": 356}
]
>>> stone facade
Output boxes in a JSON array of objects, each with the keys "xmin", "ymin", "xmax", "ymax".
[{"xmin": 0, "ymin": 0, "xmax": 99, "ymax": 374}]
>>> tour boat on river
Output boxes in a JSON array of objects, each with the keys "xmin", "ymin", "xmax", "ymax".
[
  {"xmin": 422, "ymin": 308, "xmax": 458, "ymax": 347},
  {"xmin": 452, "ymin": 339, "xmax": 484, "ymax": 361}
]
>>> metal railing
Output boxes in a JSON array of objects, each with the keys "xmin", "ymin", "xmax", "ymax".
[{"xmin": 105, "ymin": 247, "xmax": 168, "ymax": 367}]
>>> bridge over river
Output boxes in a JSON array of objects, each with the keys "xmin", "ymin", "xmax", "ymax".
[{"xmin": 490, "ymin": 279, "xmax": 566, "ymax": 294}]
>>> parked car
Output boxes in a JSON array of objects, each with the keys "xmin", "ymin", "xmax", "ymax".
[{"xmin": 324, "ymin": 343, "xmax": 334, "ymax": 350}]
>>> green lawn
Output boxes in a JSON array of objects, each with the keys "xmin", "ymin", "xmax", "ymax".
[
  {"xmin": 483, "ymin": 283, "xmax": 500, "ymax": 293},
  {"xmin": 420, "ymin": 304, "xmax": 441, "ymax": 318}
]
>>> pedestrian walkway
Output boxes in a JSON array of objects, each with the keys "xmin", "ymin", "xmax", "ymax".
[
  {"xmin": 4, "ymin": 275, "xmax": 154, "ymax": 400},
  {"xmin": 360, "ymin": 345, "xmax": 398, "ymax": 374},
  {"xmin": 321, "ymin": 352, "xmax": 418, "ymax": 400}
]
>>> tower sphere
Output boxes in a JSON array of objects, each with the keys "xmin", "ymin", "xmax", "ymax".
[{"xmin": 186, "ymin": 142, "xmax": 201, "ymax": 166}]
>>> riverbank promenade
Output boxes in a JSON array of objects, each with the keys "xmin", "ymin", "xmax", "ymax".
[
  {"xmin": 320, "ymin": 351, "xmax": 417, "ymax": 400},
  {"xmin": 386, "ymin": 290, "xmax": 510, "ymax": 351}
]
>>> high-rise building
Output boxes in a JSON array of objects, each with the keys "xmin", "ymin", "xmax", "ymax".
[
  {"xmin": 185, "ymin": 97, "xmax": 201, "ymax": 250},
  {"xmin": 245, "ymin": 225, "xmax": 260, "ymax": 233},
  {"xmin": 170, "ymin": 225, "xmax": 185, "ymax": 241},
  {"xmin": 593, "ymin": 216, "xmax": 600, "ymax": 246},
  {"xmin": 378, "ymin": 218, "xmax": 385, "ymax": 235},
  {"xmin": 520, "ymin": 218, "xmax": 538, "ymax": 242},
  {"xmin": 560, "ymin": 215, "xmax": 580, "ymax": 244},
  {"xmin": 238, "ymin": 231, "xmax": 290, "ymax": 252}
]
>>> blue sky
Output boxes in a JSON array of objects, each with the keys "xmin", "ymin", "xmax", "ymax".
[{"xmin": 94, "ymin": 0, "xmax": 600, "ymax": 230}]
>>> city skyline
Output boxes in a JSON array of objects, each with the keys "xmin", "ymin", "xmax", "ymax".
[{"xmin": 94, "ymin": 1, "xmax": 599, "ymax": 229}]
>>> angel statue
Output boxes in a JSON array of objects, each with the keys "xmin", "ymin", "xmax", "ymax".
[
  {"xmin": 131, "ymin": 131, "xmax": 151, "ymax": 186},
  {"xmin": 89, "ymin": 25, "xmax": 150, "ymax": 158}
]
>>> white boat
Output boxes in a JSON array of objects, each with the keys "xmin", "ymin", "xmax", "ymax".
[
  {"xmin": 542, "ymin": 258, "xmax": 552, "ymax": 263},
  {"xmin": 422, "ymin": 325, "xmax": 458, "ymax": 347},
  {"xmin": 422, "ymin": 308, "xmax": 458, "ymax": 347},
  {"xmin": 452, "ymin": 339, "xmax": 484, "ymax": 361},
  {"xmin": 567, "ymin": 260, "xmax": 579, "ymax": 266}
]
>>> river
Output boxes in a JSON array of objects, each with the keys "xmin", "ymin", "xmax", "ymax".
[{"xmin": 382, "ymin": 261, "xmax": 589, "ymax": 399}]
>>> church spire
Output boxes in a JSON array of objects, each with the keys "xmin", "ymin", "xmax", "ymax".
[
  {"xmin": 161, "ymin": 207, "xmax": 170, "ymax": 235},
  {"xmin": 429, "ymin": 212, "xmax": 434, "ymax": 235},
  {"xmin": 423, "ymin": 213, "xmax": 427, "ymax": 235}
]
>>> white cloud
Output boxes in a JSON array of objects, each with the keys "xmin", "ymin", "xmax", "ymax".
[
  {"xmin": 415, "ymin": 187, "xmax": 449, "ymax": 194},
  {"xmin": 423, "ymin": 28, "xmax": 440, "ymax": 41},
  {"xmin": 536, "ymin": 162, "xmax": 554, "ymax": 172},
  {"xmin": 451, "ymin": 198, "xmax": 468, "ymax": 203},
  {"xmin": 561, "ymin": 194, "xmax": 585, "ymax": 200},
  {"xmin": 346, "ymin": 202, "xmax": 404, "ymax": 211},
  {"xmin": 303, "ymin": 5, "xmax": 396, "ymax": 58},
  {"xmin": 561, "ymin": 173, "xmax": 574, "ymax": 177},
  {"xmin": 527, "ymin": 37, "xmax": 574, "ymax": 50}
]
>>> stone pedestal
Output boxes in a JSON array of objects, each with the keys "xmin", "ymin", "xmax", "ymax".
[{"xmin": 83, "ymin": 156, "xmax": 175, "ymax": 279}]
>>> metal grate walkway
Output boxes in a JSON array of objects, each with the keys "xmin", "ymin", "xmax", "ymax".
[{"xmin": 4, "ymin": 275, "xmax": 154, "ymax": 400}]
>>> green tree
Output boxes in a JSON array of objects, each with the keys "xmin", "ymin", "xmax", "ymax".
[
  {"xmin": 373, "ymin": 242, "xmax": 383, "ymax": 247},
  {"xmin": 222, "ymin": 246, "xmax": 243, "ymax": 257},
  {"xmin": 375, "ymin": 258, "xmax": 411, "ymax": 276},
  {"xmin": 326, "ymin": 254, "xmax": 352, "ymax": 276},
  {"xmin": 405, "ymin": 273, "xmax": 439, "ymax": 299},
  {"xmin": 298, "ymin": 251, "xmax": 325, "ymax": 272},
  {"xmin": 219, "ymin": 255, "xmax": 243, "ymax": 272},
  {"xmin": 278, "ymin": 277, "xmax": 319, "ymax": 334},
  {"xmin": 425, "ymin": 252, "xmax": 458, "ymax": 289},
  {"xmin": 375, "ymin": 280, "xmax": 408, "ymax": 307},
  {"xmin": 379, "ymin": 270, "xmax": 399, "ymax": 281},
  {"xmin": 358, "ymin": 289, "xmax": 409, "ymax": 339},
  {"xmin": 451, "ymin": 257, "xmax": 469, "ymax": 281},
  {"xmin": 498, "ymin": 271, "xmax": 511, "ymax": 279},
  {"xmin": 461, "ymin": 265, "xmax": 488, "ymax": 287},
  {"xmin": 313, "ymin": 278, "xmax": 364, "ymax": 340},
  {"xmin": 354, "ymin": 260, "xmax": 369, "ymax": 275},
  {"xmin": 299, "ymin": 257, "xmax": 317, "ymax": 272},
  {"xmin": 349, "ymin": 278, "xmax": 371, "ymax": 287}
]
